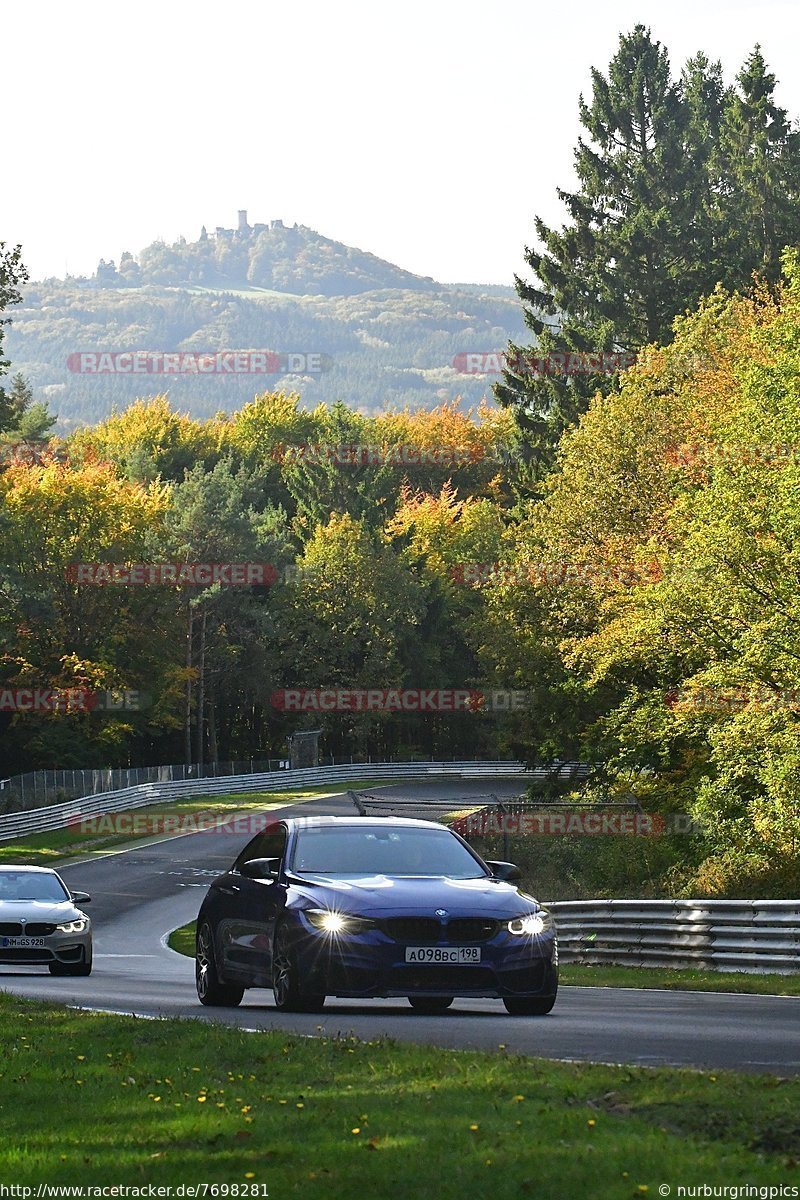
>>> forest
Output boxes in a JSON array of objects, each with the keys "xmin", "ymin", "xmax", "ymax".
[{"xmin": 3, "ymin": 27, "xmax": 800, "ymax": 900}]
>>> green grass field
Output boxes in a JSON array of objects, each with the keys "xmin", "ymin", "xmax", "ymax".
[
  {"xmin": 557, "ymin": 963, "xmax": 800, "ymax": 995},
  {"xmin": 0, "ymin": 992, "xmax": 796, "ymax": 1194},
  {"xmin": 167, "ymin": 921, "xmax": 196, "ymax": 958}
]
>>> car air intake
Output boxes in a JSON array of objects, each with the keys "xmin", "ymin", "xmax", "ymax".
[
  {"xmin": 379, "ymin": 917, "xmax": 498, "ymax": 943},
  {"xmin": 0, "ymin": 922, "xmax": 57, "ymax": 936}
]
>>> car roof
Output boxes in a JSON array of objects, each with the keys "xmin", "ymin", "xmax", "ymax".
[
  {"xmin": 281, "ymin": 816, "xmax": 454, "ymax": 832},
  {"xmin": 0, "ymin": 865, "xmax": 59, "ymax": 874}
]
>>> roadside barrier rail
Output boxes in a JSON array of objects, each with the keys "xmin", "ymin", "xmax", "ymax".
[
  {"xmin": 545, "ymin": 899, "xmax": 800, "ymax": 975},
  {"xmin": 0, "ymin": 759, "xmax": 538, "ymax": 842}
]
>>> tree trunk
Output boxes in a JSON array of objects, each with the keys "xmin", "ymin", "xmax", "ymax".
[
  {"xmin": 208, "ymin": 687, "xmax": 219, "ymax": 767},
  {"xmin": 184, "ymin": 606, "xmax": 193, "ymax": 768},
  {"xmin": 195, "ymin": 609, "xmax": 207, "ymax": 771}
]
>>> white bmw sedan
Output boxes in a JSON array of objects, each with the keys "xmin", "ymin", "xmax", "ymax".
[{"xmin": 0, "ymin": 866, "xmax": 92, "ymax": 975}]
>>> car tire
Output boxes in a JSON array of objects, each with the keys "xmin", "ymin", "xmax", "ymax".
[
  {"xmin": 49, "ymin": 949, "xmax": 92, "ymax": 977},
  {"xmin": 272, "ymin": 923, "xmax": 326, "ymax": 1013},
  {"xmin": 503, "ymin": 993, "xmax": 557, "ymax": 1016},
  {"xmin": 407, "ymin": 996, "xmax": 454, "ymax": 1014},
  {"xmin": 196, "ymin": 922, "xmax": 244, "ymax": 1007}
]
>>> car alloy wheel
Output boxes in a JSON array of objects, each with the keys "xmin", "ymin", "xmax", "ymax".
[
  {"xmin": 195, "ymin": 922, "xmax": 244, "ymax": 1007},
  {"xmin": 272, "ymin": 923, "xmax": 325, "ymax": 1013}
]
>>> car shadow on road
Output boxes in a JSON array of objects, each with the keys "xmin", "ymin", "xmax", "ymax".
[{"xmin": 236, "ymin": 1000, "xmax": 543, "ymax": 1018}]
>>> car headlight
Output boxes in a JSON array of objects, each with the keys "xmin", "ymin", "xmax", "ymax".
[
  {"xmin": 306, "ymin": 909, "xmax": 373, "ymax": 935},
  {"xmin": 507, "ymin": 911, "xmax": 552, "ymax": 937},
  {"xmin": 56, "ymin": 918, "xmax": 89, "ymax": 934}
]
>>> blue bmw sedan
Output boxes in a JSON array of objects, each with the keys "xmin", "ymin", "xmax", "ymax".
[{"xmin": 194, "ymin": 816, "xmax": 558, "ymax": 1016}]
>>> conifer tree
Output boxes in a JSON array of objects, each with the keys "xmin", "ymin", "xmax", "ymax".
[
  {"xmin": 0, "ymin": 242, "xmax": 28, "ymax": 429},
  {"xmin": 717, "ymin": 46, "xmax": 800, "ymax": 284},
  {"xmin": 495, "ymin": 30, "xmax": 800, "ymax": 482}
]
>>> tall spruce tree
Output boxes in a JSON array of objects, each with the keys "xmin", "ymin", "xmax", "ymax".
[
  {"xmin": 7, "ymin": 372, "xmax": 33, "ymax": 423},
  {"xmin": 496, "ymin": 27, "xmax": 710, "ymax": 480},
  {"xmin": 0, "ymin": 372, "xmax": 56, "ymax": 449},
  {"xmin": 0, "ymin": 243, "xmax": 28, "ymax": 431},
  {"xmin": 680, "ymin": 52, "xmax": 732, "ymax": 294},
  {"xmin": 717, "ymin": 47, "xmax": 800, "ymax": 284},
  {"xmin": 496, "ymin": 30, "xmax": 800, "ymax": 484}
]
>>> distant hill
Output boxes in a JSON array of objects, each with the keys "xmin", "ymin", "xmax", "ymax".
[
  {"xmin": 5, "ymin": 214, "xmax": 531, "ymax": 430},
  {"xmin": 123, "ymin": 216, "xmax": 441, "ymax": 296}
]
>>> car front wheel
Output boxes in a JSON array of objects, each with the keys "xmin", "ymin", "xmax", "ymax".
[
  {"xmin": 196, "ymin": 922, "xmax": 244, "ymax": 1007},
  {"xmin": 272, "ymin": 924, "xmax": 325, "ymax": 1012}
]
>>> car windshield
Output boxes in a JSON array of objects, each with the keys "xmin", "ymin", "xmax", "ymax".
[
  {"xmin": 290, "ymin": 826, "xmax": 487, "ymax": 878},
  {"xmin": 0, "ymin": 872, "xmax": 70, "ymax": 902}
]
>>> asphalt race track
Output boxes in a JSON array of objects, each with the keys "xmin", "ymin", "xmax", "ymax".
[{"xmin": 2, "ymin": 780, "xmax": 799, "ymax": 1075}]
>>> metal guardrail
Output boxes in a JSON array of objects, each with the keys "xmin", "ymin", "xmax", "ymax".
[
  {"xmin": 350, "ymin": 791, "xmax": 469, "ymax": 820},
  {"xmin": 0, "ymin": 760, "xmax": 534, "ymax": 843},
  {"xmin": 349, "ymin": 765, "xmax": 588, "ymax": 823},
  {"xmin": 0, "ymin": 756, "xmax": 574, "ymax": 813},
  {"xmin": 0, "ymin": 759, "xmax": 289, "ymax": 812},
  {"xmin": 546, "ymin": 899, "xmax": 800, "ymax": 975}
]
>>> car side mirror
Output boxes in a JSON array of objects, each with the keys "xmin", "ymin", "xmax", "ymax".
[
  {"xmin": 240, "ymin": 857, "xmax": 280, "ymax": 881},
  {"xmin": 70, "ymin": 891, "xmax": 91, "ymax": 903},
  {"xmin": 486, "ymin": 860, "xmax": 522, "ymax": 883}
]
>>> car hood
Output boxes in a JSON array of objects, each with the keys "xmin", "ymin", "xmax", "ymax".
[
  {"xmin": 286, "ymin": 873, "xmax": 542, "ymax": 919},
  {"xmin": 0, "ymin": 899, "xmax": 85, "ymax": 923}
]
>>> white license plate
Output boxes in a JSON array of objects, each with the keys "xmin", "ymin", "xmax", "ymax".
[
  {"xmin": 1, "ymin": 937, "xmax": 45, "ymax": 948},
  {"xmin": 405, "ymin": 946, "xmax": 481, "ymax": 964}
]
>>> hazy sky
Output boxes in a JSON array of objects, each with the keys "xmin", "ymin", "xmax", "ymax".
[{"xmin": 6, "ymin": 0, "xmax": 799, "ymax": 286}]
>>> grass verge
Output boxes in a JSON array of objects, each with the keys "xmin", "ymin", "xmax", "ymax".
[
  {"xmin": 0, "ymin": 782, "xmax": 390, "ymax": 868},
  {"xmin": 558, "ymin": 963, "xmax": 800, "ymax": 996},
  {"xmin": 0, "ymin": 992, "xmax": 797, "ymax": 1193},
  {"xmin": 167, "ymin": 921, "xmax": 196, "ymax": 958}
]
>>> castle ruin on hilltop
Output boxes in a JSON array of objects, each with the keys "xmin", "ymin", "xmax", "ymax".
[{"xmin": 204, "ymin": 211, "xmax": 292, "ymax": 241}]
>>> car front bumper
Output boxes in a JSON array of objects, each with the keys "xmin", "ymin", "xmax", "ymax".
[
  {"xmin": 0, "ymin": 929, "xmax": 92, "ymax": 966},
  {"xmin": 288, "ymin": 921, "xmax": 558, "ymax": 999}
]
